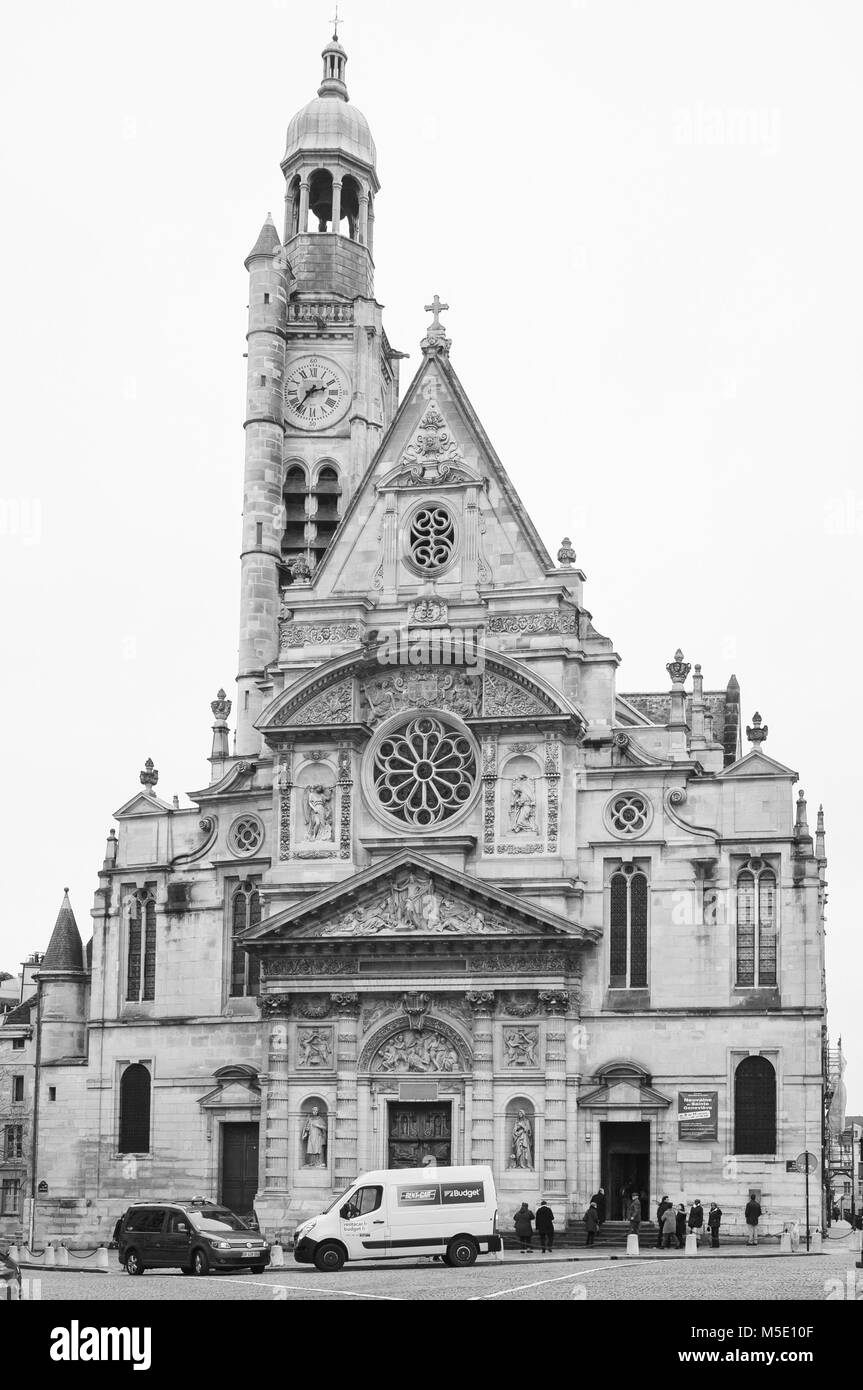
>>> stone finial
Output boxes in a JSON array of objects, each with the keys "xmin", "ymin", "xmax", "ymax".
[
  {"xmin": 557, "ymin": 537, "xmax": 576, "ymax": 567},
  {"xmin": 816, "ymin": 804, "xmax": 826, "ymax": 860},
  {"xmin": 103, "ymin": 829, "xmax": 118, "ymax": 869},
  {"xmin": 211, "ymin": 688, "xmax": 232, "ymax": 722},
  {"xmin": 421, "ymin": 294, "xmax": 452, "ymax": 357},
  {"xmin": 666, "ymin": 649, "xmax": 691, "ymax": 685},
  {"xmin": 746, "ymin": 711, "xmax": 768, "ymax": 745},
  {"xmin": 795, "ymin": 789, "xmax": 810, "ymax": 836},
  {"xmin": 140, "ymin": 758, "xmax": 159, "ymax": 790}
]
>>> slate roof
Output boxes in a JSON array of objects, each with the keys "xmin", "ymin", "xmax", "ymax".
[{"xmin": 40, "ymin": 891, "xmax": 85, "ymax": 972}]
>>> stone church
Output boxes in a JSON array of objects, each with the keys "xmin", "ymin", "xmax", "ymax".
[{"xmin": 2, "ymin": 31, "xmax": 828, "ymax": 1244}]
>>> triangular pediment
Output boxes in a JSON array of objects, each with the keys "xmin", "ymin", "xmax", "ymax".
[
  {"xmin": 245, "ymin": 850, "xmax": 598, "ymax": 944},
  {"xmin": 717, "ymin": 749, "xmax": 798, "ymax": 780},
  {"xmin": 301, "ymin": 353, "xmax": 556, "ymax": 601},
  {"xmin": 113, "ymin": 791, "xmax": 174, "ymax": 818}
]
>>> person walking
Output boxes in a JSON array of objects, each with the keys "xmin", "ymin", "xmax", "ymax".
[
  {"xmin": 583, "ymin": 1201, "xmax": 600, "ymax": 1247},
  {"xmin": 707, "ymin": 1202, "xmax": 722, "ymax": 1248},
  {"xmin": 656, "ymin": 1195, "xmax": 673, "ymax": 1249},
  {"xmin": 535, "ymin": 1199, "xmax": 555, "ymax": 1253},
  {"xmin": 744, "ymin": 1193, "xmax": 762, "ymax": 1246},
  {"xmin": 513, "ymin": 1202, "xmax": 535, "ymax": 1253},
  {"xmin": 627, "ymin": 1192, "xmax": 642, "ymax": 1234},
  {"xmin": 661, "ymin": 1204, "xmax": 678, "ymax": 1250},
  {"xmin": 688, "ymin": 1199, "xmax": 704, "ymax": 1245},
  {"xmin": 675, "ymin": 1204, "xmax": 687, "ymax": 1249},
  {"xmin": 590, "ymin": 1187, "xmax": 607, "ymax": 1228}
]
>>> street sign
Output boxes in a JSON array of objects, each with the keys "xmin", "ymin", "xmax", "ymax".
[{"xmin": 795, "ymin": 1151, "xmax": 818, "ymax": 1174}]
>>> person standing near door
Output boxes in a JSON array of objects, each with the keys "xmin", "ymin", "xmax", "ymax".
[
  {"xmin": 688, "ymin": 1199, "xmax": 704, "ymax": 1245},
  {"xmin": 627, "ymin": 1193, "xmax": 642, "ymax": 1234},
  {"xmin": 656, "ymin": 1195, "xmax": 672, "ymax": 1248},
  {"xmin": 583, "ymin": 1201, "xmax": 600, "ymax": 1247},
  {"xmin": 675, "ymin": 1204, "xmax": 687, "ymax": 1249},
  {"xmin": 513, "ymin": 1202, "xmax": 535, "ymax": 1253},
  {"xmin": 708, "ymin": 1202, "xmax": 722, "ymax": 1248},
  {"xmin": 590, "ymin": 1187, "xmax": 607, "ymax": 1228},
  {"xmin": 744, "ymin": 1193, "xmax": 762, "ymax": 1246},
  {"xmin": 535, "ymin": 1200, "xmax": 555, "ymax": 1253}
]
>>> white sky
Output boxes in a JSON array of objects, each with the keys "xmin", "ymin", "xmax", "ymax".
[{"xmin": 1, "ymin": 0, "xmax": 860, "ymax": 1111}]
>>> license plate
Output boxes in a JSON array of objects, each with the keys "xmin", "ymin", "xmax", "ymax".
[{"xmin": 241, "ymin": 1251, "xmax": 259, "ymax": 1258}]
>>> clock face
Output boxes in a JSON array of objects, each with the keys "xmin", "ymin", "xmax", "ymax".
[{"xmin": 284, "ymin": 355, "xmax": 350, "ymax": 431}]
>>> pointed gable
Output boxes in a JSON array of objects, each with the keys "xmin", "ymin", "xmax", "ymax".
[
  {"xmin": 717, "ymin": 750, "xmax": 798, "ymax": 781},
  {"xmin": 40, "ymin": 891, "xmax": 85, "ymax": 972}
]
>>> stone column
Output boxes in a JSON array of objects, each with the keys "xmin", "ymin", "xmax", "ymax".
[
  {"xmin": 539, "ymin": 991, "xmax": 569, "ymax": 1199},
  {"xmin": 358, "ymin": 192, "xmax": 369, "ymax": 245},
  {"xmin": 261, "ymin": 998, "xmax": 291, "ymax": 1196},
  {"xmin": 331, "ymin": 992, "xmax": 360, "ymax": 1191},
  {"xmin": 331, "ymin": 179, "xmax": 342, "ymax": 234},
  {"xmin": 466, "ymin": 991, "xmax": 495, "ymax": 1166},
  {"xmin": 298, "ymin": 178, "xmax": 310, "ymax": 232}
]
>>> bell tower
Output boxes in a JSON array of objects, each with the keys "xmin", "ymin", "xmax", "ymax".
[{"xmin": 235, "ymin": 29, "xmax": 404, "ymax": 756}]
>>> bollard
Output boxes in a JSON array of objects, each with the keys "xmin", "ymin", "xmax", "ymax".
[
  {"xmin": 45, "ymin": 1244, "xmax": 56, "ymax": 1267},
  {"xmin": 685, "ymin": 1232, "xmax": 698, "ymax": 1256},
  {"xmin": 810, "ymin": 1231, "xmax": 822, "ymax": 1253},
  {"xmin": 95, "ymin": 1246, "xmax": 110, "ymax": 1271},
  {"xmin": 269, "ymin": 1242, "xmax": 285, "ymax": 1268},
  {"xmin": 625, "ymin": 1233, "xmax": 639, "ymax": 1256},
  {"xmin": 780, "ymin": 1230, "xmax": 792, "ymax": 1254},
  {"xmin": 56, "ymin": 1245, "xmax": 69, "ymax": 1267},
  {"xmin": 851, "ymin": 1231, "xmax": 863, "ymax": 1254},
  {"xmin": 8, "ymin": 1245, "xmax": 19, "ymax": 1264}
]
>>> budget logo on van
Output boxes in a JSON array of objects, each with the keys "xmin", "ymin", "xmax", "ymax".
[{"xmin": 441, "ymin": 1183, "xmax": 484, "ymax": 1204}]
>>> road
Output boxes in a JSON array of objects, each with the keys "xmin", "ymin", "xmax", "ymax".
[{"xmin": 20, "ymin": 1248, "xmax": 863, "ymax": 1302}]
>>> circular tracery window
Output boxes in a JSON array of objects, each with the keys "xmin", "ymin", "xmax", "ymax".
[
  {"xmin": 607, "ymin": 793, "xmax": 651, "ymax": 837},
  {"xmin": 372, "ymin": 714, "xmax": 477, "ymax": 829},
  {"xmin": 408, "ymin": 505, "xmax": 455, "ymax": 572},
  {"xmin": 229, "ymin": 815, "xmax": 264, "ymax": 856}
]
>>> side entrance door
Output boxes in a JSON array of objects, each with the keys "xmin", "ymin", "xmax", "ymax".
[{"xmin": 220, "ymin": 1122, "xmax": 260, "ymax": 1217}]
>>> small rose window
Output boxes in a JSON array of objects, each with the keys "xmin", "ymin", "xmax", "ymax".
[
  {"xmin": 607, "ymin": 794, "xmax": 651, "ymax": 837},
  {"xmin": 408, "ymin": 506, "xmax": 455, "ymax": 572},
  {"xmin": 229, "ymin": 815, "xmax": 264, "ymax": 856}
]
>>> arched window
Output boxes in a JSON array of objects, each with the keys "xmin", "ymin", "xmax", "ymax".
[
  {"xmin": 281, "ymin": 462, "xmax": 341, "ymax": 579},
  {"xmin": 230, "ymin": 880, "xmax": 262, "ymax": 998},
  {"xmin": 118, "ymin": 1063, "xmax": 151, "ymax": 1154},
  {"xmin": 609, "ymin": 865, "xmax": 648, "ymax": 989},
  {"xmin": 341, "ymin": 176, "xmax": 361, "ymax": 240},
  {"xmin": 123, "ymin": 883, "xmax": 157, "ymax": 1002},
  {"xmin": 308, "ymin": 169, "xmax": 334, "ymax": 232},
  {"xmin": 736, "ymin": 861, "xmax": 777, "ymax": 986},
  {"xmin": 734, "ymin": 1056, "xmax": 776, "ymax": 1154}
]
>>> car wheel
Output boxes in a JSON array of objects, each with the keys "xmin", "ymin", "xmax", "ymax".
[
  {"xmin": 446, "ymin": 1237, "xmax": 479, "ymax": 1267},
  {"xmin": 249, "ymin": 1264, "xmax": 267, "ymax": 1274},
  {"xmin": 313, "ymin": 1242, "xmax": 345, "ymax": 1272},
  {"xmin": 124, "ymin": 1250, "xmax": 144, "ymax": 1276},
  {"xmin": 180, "ymin": 1266, "xmax": 195, "ymax": 1275},
  {"xmin": 191, "ymin": 1248, "xmax": 210, "ymax": 1276}
]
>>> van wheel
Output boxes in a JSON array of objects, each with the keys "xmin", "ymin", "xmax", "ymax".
[
  {"xmin": 313, "ymin": 1242, "xmax": 345, "ymax": 1272},
  {"xmin": 191, "ymin": 1248, "xmax": 210, "ymax": 1276},
  {"xmin": 446, "ymin": 1237, "xmax": 478, "ymax": 1267},
  {"xmin": 249, "ymin": 1265, "xmax": 267, "ymax": 1274},
  {"xmin": 124, "ymin": 1249, "xmax": 144, "ymax": 1276}
]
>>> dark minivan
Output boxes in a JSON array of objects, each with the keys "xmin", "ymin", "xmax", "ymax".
[{"xmin": 118, "ymin": 1199, "xmax": 270, "ymax": 1276}]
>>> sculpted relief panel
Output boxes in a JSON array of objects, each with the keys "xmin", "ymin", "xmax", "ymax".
[{"xmin": 307, "ymin": 869, "xmax": 535, "ymax": 937}]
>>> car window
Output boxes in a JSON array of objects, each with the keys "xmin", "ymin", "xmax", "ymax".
[
  {"xmin": 343, "ymin": 1185, "xmax": 383, "ymax": 1218},
  {"xmin": 166, "ymin": 1212, "xmax": 191, "ymax": 1234},
  {"xmin": 188, "ymin": 1208, "xmax": 248, "ymax": 1233},
  {"xmin": 124, "ymin": 1207, "xmax": 165, "ymax": 1233}
]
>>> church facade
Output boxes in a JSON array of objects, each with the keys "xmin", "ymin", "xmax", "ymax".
[{"xmin": 4, "ymin": 32, "xmax": 828, "ymax": 1245}]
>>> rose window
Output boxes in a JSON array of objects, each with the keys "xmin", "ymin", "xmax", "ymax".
[
  {"xmin": 372, "ymin": 715, "xmax": 476, "ymax": 828},
  {"xmin": 229, "ymin": 815, "xmax": 264, "ymax": 856},
  {"xmin": 608, "ymin": 794, "xmax": 650, "ymax": 836},
  {"xmin": 408, "ymin": 506, "xmax": 455, "ymax": 572}
]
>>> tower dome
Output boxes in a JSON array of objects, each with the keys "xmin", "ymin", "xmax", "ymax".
[{"xmin": 283, "ymin": 31, "xmax": 377, "ymax": 171}]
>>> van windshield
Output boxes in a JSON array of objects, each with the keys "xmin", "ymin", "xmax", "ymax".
[
  {"xmin": 188, "ymin": 1209, "xmax": 249, "ymax": 1233},
  {"xmin": 321, "ymin": 1190, "xmax": 351, "ymax": 1215}
]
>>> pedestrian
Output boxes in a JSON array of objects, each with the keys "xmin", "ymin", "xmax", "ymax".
[
  {"xmin": 583, "ymin": 1201, "xmax": 600, "ymax": 1247},
  {"xmin": 744, "ymin": 1192, "xmax": 762, "ymax": 1246},
  {"xmin": 708, "ymin": 1202, "xmax": 722, "ymax": 1248},
  {"xmin": 535, "ymin": 1199, "xmax": 555, "ymax": 1253},
  {"xmin": 675, "ymin": 1204, "xmax": 687, "ymax": 1249},
  {"xmin": 627, "ymin": 1192, "xmax": 642, "ymax": 1234},
  {"xmin": 513, "ymin": 1201, "xmax": 535, "ymax": 1253},
  {"xmin": 590, "ymin": 1187, "xmax": 607, "ymax": 1227},
  {"xmin": 688, "ymin": 1199, "xmax": 704, "ymax": 1245},
  {"xmin": 661, "ymin": 1204, "xmax": 677, "ymax": 1250},
  {"xmin": 656, "ymin": 1194, "xmax": 673, "ymax": 1248}
]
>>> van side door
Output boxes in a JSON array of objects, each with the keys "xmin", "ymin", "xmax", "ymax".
[
  {"xmin": 160, "ymin": 1209, "xmax": 193, "ymax": 1270},
  {"xmin": 338, "ymin": 1184, "xmax": 387, "ymax": 1261}
]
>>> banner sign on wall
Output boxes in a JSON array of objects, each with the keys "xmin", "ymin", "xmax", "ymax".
[{"xmin": 677, "ymin": 1091, "xmax": 718, "ymax": 1140}]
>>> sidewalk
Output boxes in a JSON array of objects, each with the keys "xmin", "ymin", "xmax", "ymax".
[{"xmin": 493, "ymin": 1243, "xmax": 849, "ymax": 1264}]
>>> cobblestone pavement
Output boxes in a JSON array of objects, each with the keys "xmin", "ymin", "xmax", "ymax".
[{"xmin": 21, "ymin": 1248, "xmax": 863, "ymax": 1302}]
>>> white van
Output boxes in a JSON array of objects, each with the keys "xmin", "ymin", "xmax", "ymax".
[{"xmin": 293, "ymin": 1165, "xmax": 501, "ymax": 1271}]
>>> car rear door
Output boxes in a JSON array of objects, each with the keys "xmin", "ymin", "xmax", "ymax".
[{"xmin": 160, "ymin": 1209, "xmax": 193, "ymax": 1269}]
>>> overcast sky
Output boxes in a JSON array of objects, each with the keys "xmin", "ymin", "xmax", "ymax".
[{"xmin": 1, "ymin": 0, "xmax": 860, "ymax": 1110}]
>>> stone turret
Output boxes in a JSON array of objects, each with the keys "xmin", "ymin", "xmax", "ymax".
[{"xmin": 33, "ymin": 890, "xmax": 88, "ymax": 1062}]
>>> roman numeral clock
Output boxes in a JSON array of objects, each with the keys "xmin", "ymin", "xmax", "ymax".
[{"xmin": 284, "ymin": 354, "xmax": 351, "ymax": 430}]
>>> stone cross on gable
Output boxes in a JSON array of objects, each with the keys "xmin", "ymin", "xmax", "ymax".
[{"xmin": 425, "ymin": 295, "xmax": 449, "ymax": 330}]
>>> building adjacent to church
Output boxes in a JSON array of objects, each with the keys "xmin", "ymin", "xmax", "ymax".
[{"xmin": 1, "ymin": 32, "xmax": 829, "ymax": 1245}]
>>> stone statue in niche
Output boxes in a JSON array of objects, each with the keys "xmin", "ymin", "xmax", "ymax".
[
  {"xmin": 301, "ymin": 784, "xmax": 334, "ymax": 842},
  {"xmin": 509, "ymin": 1110, "xmax": 534, "ymax": 1169},
  {"xmin": 301, "ymin": 1106, "xmax": 327, "ymax": 1166},
  {"xmin": 297, "ymin": 1029, "xmax": 331, "ymax": 1067},
  {"xmin": 374, "ymin": 1029, "xmax": 459, "ymax": 1074},
  {"xmin": 508, "ymin": 775, "xmax": 538, "ymax": 835},
  {"xmin": 503, "ymin": 1027, "xmax": 538, "ymax": 1067}
]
